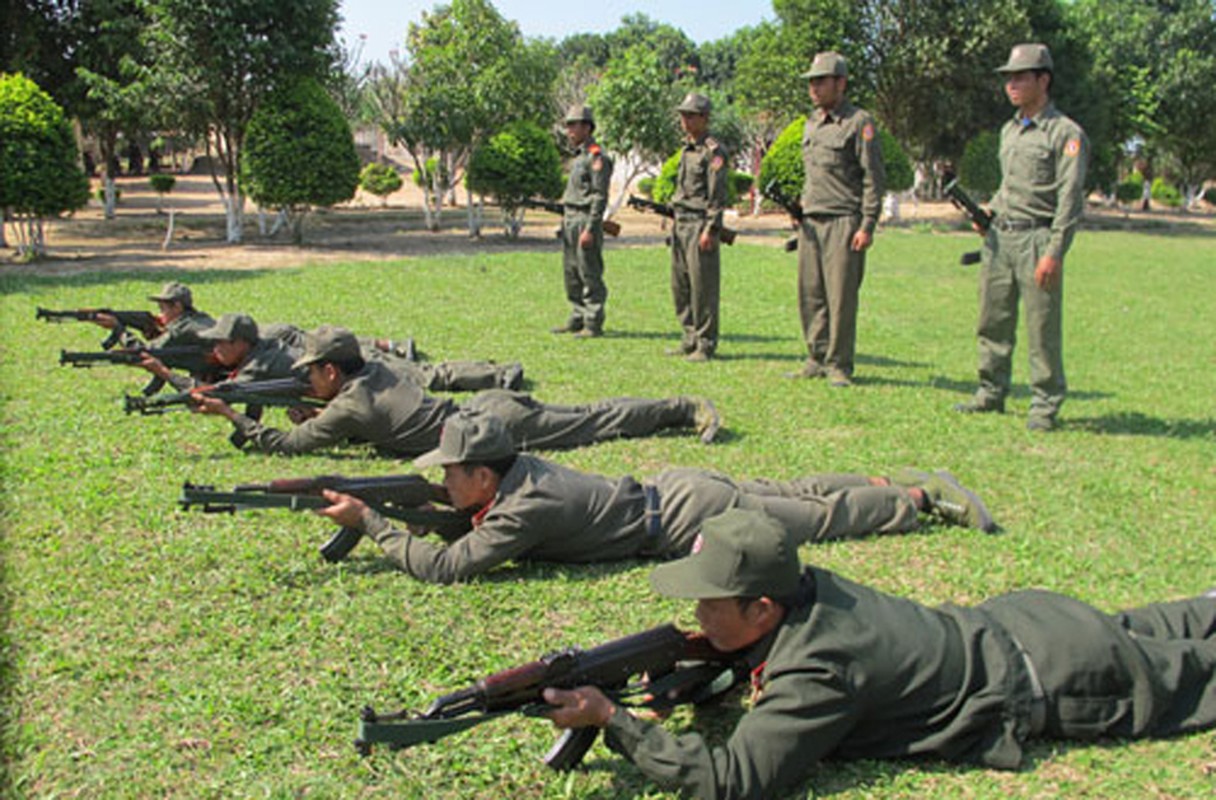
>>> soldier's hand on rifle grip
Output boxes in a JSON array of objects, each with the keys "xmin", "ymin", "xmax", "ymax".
[
  {"xmin": 92, "ymin": 312, "xmax": 119, "ymax": 330},
  {"xmin": 315, "ymin": 489, "xmax": 367, "ymax": 528},
  {"xmin": 287, "ymin": 405, "xmax": 320, "ymax": 425},
  {"xmin": 542, "ymin": 687, "xmax": 616, "ymax": 729},
  {"xmin": 189, "ymin": 393, "xmax": 232, "ymax": 418},
  {"xmin": 138, "ymin": 353, "xmax": 172, "ymax": 379}
]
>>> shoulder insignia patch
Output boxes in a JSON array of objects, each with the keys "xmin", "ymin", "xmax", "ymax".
[
  {"xmin": 588, "ymin": 143, "xmax": 601, "ymax": 156},
  {"xmin": 1064, "ymin": 138, "xmax": 1081, "ymax": 157},
  {"xmin": 862, "ymin": 123, "xmax": 875, "ymax": 142}
]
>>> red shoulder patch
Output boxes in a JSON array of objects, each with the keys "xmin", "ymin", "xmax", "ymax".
[
  {"xmin": 861, "ymin": 123, "xmax": 875, "ymax": 142},
  {"xmin": 711, "ymin": 155, "xmax": 724, "ymax": 171},
  {"xmin": 1064, "ymin": 139, "xmax": 1081, "ymax": 157},
  {"xmin": 588, "ymin": 143, "xmax": 601, "ymax": 155}
]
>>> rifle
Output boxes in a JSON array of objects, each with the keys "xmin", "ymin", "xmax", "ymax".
[
  {"xmin": 519, "ymin": 198, "xmax": 621, "ymax": 237},
  {"xmin": 760, "ymin": 180, "xmax": 802, "ymax": 252},
  {"xmin": 62, "ymin": 345, "xmax": 221, "ymax": 396},
  {"xmin": 179, "ymin": 474, "xmax": 471, "ymax": 562},
  {"xmin": 626, "ymin": 195, "xmax": 737, "ymax": 245},
  {"xmin": 355, "ymin": 623, "xmax": 746, "ymax": 769},
  {"xmin": 36, "ymin": 307, "xmax": 163, "ymax": 349},
  {"xmin": 941, "ymin": 171, "xmax": 994, "ymax": 266},
  {"xmin": 123, "ymin": 377, "xmax": 320, "ymax": 416}
]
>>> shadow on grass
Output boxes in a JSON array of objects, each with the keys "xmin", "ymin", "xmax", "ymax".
[
  {"xmin": 928, "ymin": 374, "xmax": 1114, "ymax": 402},
  {"xmin": 1067, "ymin": 412, "xmax": 1216, "ymax": 440}
]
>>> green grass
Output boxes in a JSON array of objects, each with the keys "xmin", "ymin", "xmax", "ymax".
[{"xmin": 2, "ymin": 225, "xmax": 1215, "ymax": 798}]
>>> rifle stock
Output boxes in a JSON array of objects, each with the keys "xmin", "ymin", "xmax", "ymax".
[
  {"xmin": 123, "ymin": 377, "xmax": 318, "ymax": 415},
  {"xmin": 354, "ymin": 623, "xmax": 746, "ymax": 769},
  {"xmin": 627, "ymin": 195, "xmax": 736, "ymax": 245}
]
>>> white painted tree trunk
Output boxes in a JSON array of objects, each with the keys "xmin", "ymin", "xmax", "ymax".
[
  {"xmin": 103, "ymin": 175, "xmax": 117, "ymax": 220},
  {"xmin": 162, "ymin": 206, "xmax": 175, "ymax": 250}
]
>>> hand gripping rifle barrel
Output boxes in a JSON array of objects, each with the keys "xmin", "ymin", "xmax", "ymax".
[
  {"xmin": 626, "ymin": 195, "xmax": 736, "ymax": 245},
  {"xmin": 354, "ymin": 623, "xmax": 745, "ymax": 769},
  {"xmin": 941, "ymin": 171, "xmax": 994, "ymax": 266}
]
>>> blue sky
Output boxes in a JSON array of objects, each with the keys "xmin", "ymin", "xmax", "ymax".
[{"xmin": 338, "ymin": 0, "xmax": 773, "ymax": 66}]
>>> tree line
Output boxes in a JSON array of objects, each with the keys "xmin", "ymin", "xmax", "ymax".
[{"xmin": 3, "ymin": 0, "xmax": 1214, "ymax": 254}]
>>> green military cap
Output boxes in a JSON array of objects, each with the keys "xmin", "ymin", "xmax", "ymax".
[
  {"xmin": 291, "ymin": 325, "xmax": 361, "ymax": 370},
  {"xmin": 199, "ymin": 312, "xmax": 258, "ymax": 344},
  {"xmin": 649, "ymin": 508, "xmax": 802, "ymax": 599},
  {"xmin": 413, "ymin": 407, "xmax": 516, "ymax": 469},
  {"xmin": 564, "ymin": 104, "xmax": 595, "ymax": 125},
  {"xmin": 801, "ymin": 50, "xmax": 848, "ymax": 79},
  {"xmin": 676, "ymin": 92, "xmax": 712, "ymax": 115},
  {"xmin": 996, "ymin": 43, "xmax": 1053, "ymax": 73},
  {"xmin": 148, "ymin": 281, "xmax": 192, "ymax": 305}
]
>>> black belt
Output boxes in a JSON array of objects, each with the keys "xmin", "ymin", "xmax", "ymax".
[
  {"xmin": 994, "ymin": 216, "xmax": 1051, "ymax": 232},
  {"xmin": 1009, "ymin": 634, "xmax": 1047, "ymax": 736},
  {"xmin": 564, "ymin": 204, "xmax": 591, "ymax": 213},
  {"xmin": 640, "ymin": 484, "xmax": 664, "ymax": 554}
]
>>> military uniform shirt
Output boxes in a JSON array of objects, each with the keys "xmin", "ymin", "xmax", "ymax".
[
  {"xmin": 562, "ymin": 139, "xmax": 612, "ymax": 221},
  {"xmin": 605, "ymin": 567, "xmax": 1038, "ymax": 800},
  {"xmin": 990, "ymin": 102, "xmax": 1088, "ymax": 260},
  {"xmin": 228, "ymin": 337, "xmax": 303, "ymax": 382},
  {"xmin": 672, "ymin": 136, "xmax": 729, "ymax": 230},
  {"xmin": 145, "ymin": 309, "xmax": 218, "ymax": 390},
  {"xmin": 800, "ymin": 101, "xmax": 885, "ymax": 234},
  {"xmin": 231, "ymin": 360, "xmax": 453, "ymax": 456}
]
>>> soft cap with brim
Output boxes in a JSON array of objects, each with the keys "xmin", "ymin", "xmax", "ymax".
[
  {"xmin": 996, "ymin": 43, "xmax": 1053, "ymax": 73},
  {"xmin": 291, "ymin": 325, "xmax": 361, "ymax": 370},
  {"xmin": 650, "ymin": 508, "xmax": 801, "ymax": 599},
  {"xmin": 413, "ymin": 407, "xmax": 516, "ymax": 469},
  {"xmin": 199, "ymin": 312, "xmax": 258, "ymax": 343},
  {"xmin": 148, "ymin": 280, "xmax": 192, "ymax": 304},
  {"xmin": 801, "ymin": 51, "xmax": 848, "ymax": 79},
  {"xmin": 564, "ymin": 104, "xmax": 595, "ymax": 125},
  {"xmin": 676, "ymin": 92, "xmax": 712, "ymax": 115}
]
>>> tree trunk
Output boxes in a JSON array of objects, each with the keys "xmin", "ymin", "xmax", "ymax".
[
  {"xmin": 467, "ymin": 188, "xmax": 481, "ymax": 238},
  {"xmin": 103, "ymin": 175, "xmax": 118, "ymax": 219},
  {"xmin": 162, "ymin": 206, "xmax": 175, "ymax": 251}
]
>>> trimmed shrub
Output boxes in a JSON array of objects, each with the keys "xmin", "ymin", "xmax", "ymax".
[
  {"xmin": 760, "ymin": 117, "xmax": 915, "ymax": 201},
  {"xmin": 879, "ymin": 130, "xmax": 914, "ymax": 193},
  {"xmin": 1150, "ymin": 177, "xmax": 1182, "ymax": 207},
  {"xmin": 149, "ymin": 174, "xmax": 176, "ymax": 194},
  {"xmin": 652, "ymin": 151, "xmax": 746, "ymax": 206},
  {"xmin": 466, "ymin": 120, "xmax": 563, "ymax": 238},
  {"xmin": 636, "ymin": 176, "xmax": 656, "ymax": 198},
  {"xmin": 1203, "ymin": 187, "xmax": 1216, "ymax": 207},
  {"xmin": 1115, "ymin": 171, "xmax": 1144, "ymax": 205},
  {"xmin": 958, "ymin": 130, "xmax": 1001, "ymax": 199},
  {"xmin": 359, "ymin": 162, "xmax": 403, "ymax": 205}
]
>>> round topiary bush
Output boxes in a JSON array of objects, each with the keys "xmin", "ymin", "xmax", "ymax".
[
  {"xmin": 466, "ymin": 120, "xmax": 563, "ymax": 237},
  {"xmin": 1150, "ymin": 177, "xmax": 1182, "ymax": 208},
  {"xmin": 359, "ymin": 162, "xmax": 403, "ymax": 206}
]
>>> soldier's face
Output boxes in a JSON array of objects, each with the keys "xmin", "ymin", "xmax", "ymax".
[
  {"xmin": 808, "ymin": 76, "xmax": 845, "ymax": 110},
  {"xmin": 307, "ymin": 363, "xmax": 342, "ymax": 400},
  {"xmin": 566, "ymin": 121, "xmax": 591, "ymax": 147},
  {"xmin": 212, "ymin": 338, "xmax": 250, "ymax": 368},
  {"xmin": 1004, "ymin": 70, "xmax": 1048, "ymax": 110},
  {"xmin": 695, "ymin": 598, "xmax": 771, "ymax": 652},
  {"xmin": 679, "ymin": 112, "xmax": 707, "ymax": 138},
  {"xmin": 156, "ymin": 299, "xmax": 183, "ymax": 322},
  {"xmin": 441, "ymin": 464, "xmax": 498, "ymax": 511}
]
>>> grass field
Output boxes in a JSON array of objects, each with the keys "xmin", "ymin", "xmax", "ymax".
[{"xmin": 2, "ymin": 223, "xmax": 1215, "ymax": 798}]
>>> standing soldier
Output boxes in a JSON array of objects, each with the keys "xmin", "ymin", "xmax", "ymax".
[
  {"xmin": 551, "ymin": 104, "xmax": 613, "ymax": 339},
  {"xmin": 789, "ymin": 51, "xmax": 885, "ymax": 387},
  {"xmin": 955, "ymin": 43, "xmax": 1088, "ymax": 432},
  {"xmin": 667, "ymin": 92, "xmax": 728, "ymax": 363}
]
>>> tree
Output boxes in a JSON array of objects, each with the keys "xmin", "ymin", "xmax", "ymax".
[
  {"xmin": 240, "ymin": 78, "xmax": 359, "ymax": 244},
  {"xmin": 0, "ymin": 73, "xmax": 90, "ymax": 260},
  {"xmin": 604, "ymin": 14, "xmax": 699, "ymax": 78},
  {"xmin": 590, "ymin": 45, "xmax": 683, "ymax": 212},
  {"xmin": 466, "ymin": 120, "xmax": 563, "ymax": 238},
  {"xmin": 143, "ymin": 0, "xmax": 341, "ymax": 243}
]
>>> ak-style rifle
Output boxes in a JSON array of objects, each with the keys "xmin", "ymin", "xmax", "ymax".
[
  {"xmin": 60, "ymin": 344, "xmax": 221, "ymax": 396},
  {"xmin": 626, "ymin": 195, "xmax": 737, "ymax": 245},
  {"xmin": 179, "ymin": 473, "xmax": 470, "ymax": 562},
  {"xmin": 520, "ymin": 198, "xmax": 621, "ymax": 237},
  {"xmin": 942, "ymin": 171, "xmax": 994, "ymax": 266},
  {"xmin": 760, "ymin": 180, "xmax": 802, "ymax": 252},
  {"xmin": 123, "ymin": 377, "xmax": 319, "ymax": 416},
  {"xmin": 36, "ymin": 307, "xmax": 163, "ymax": 349},
  {"xmin": 355, "ymin": 623, "xmax": 746, "ymax": 769}
]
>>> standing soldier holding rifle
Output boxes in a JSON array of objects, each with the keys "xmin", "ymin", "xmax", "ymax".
[
  {"xmin": 551, "ymin": 104, "xmax": 614, "ymax": 339},
  {"xmin": 667, "ymin": 93, "xmax": 728, "ymax": 363},
  {"xmin": 955, "ymin": 44, "xmax": 1088, "ymax": 432},
  {"xmin": 789, "ymin": 51, "xmax": 885, "ymax": 387}
]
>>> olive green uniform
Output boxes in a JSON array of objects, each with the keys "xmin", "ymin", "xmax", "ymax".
[
  {"xmin": 227, "ymin": 361, "xmax": 703, "ymax": 457},
  {"xmin": 358, "ymin": 455, "xmax": 921, "ymax": 583},
  {"xmin": 605, "ymin": 567, "xmax": 1216, "ymax": 799},
  {"xmin": 671, "ymin": 135, "xmax": 729, "ymax": 357},
  {"xmin": 974, "ymin": 103, "xmax": 1087, "ymax": 421},
  {"xmin": 266, "ymin": 322, "xmax": 518, "ymax": 392},
  {"xmin": 128, "ymin": 309, "xmax": 218, "ymax": 391},
  {"xmin": 560, "ymin": 139, "xmax": 613, "ymax": 333},
  {"xmin": 798, "ymin": 101, "xmax": 885, "ymax": 379}
]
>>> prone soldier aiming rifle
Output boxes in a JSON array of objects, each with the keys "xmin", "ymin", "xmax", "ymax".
[
  {"xmin": 178, "ymin": 473, "xmax": 470, "ymax": 562},
  {"xmin": 36, "ymin": 306, "xmax": 163, "ymax": 350},
  {"xmin": 354, "ymin": 623, "xmax": 746, "ymax": 769},
  {"xmin": 942, "ymin": 171, "xmax": 994, "ymax": 266},
  {"xmin": 627, "ymin": 195, "xmax": 737, "ymax": 245},
  {"xmin": 520, "ymin": 198, "xmax": 621, "ymax": 237}
]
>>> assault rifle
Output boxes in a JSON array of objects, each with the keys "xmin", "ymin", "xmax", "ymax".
[
  {"xmin": 36, "ymin": 307, "xmax": 163, "ymax": 350},
  {"xmin": 942, "ymin": 171, "xmax": 994, "ymax": 266},
  {"xmin": 519, "ymin": 198, "xmax": 621, "ymax": 237},
  {"xmin": 61, "ymin": 344, "xmax": 220, "ymax": 396},
  {"xmin": 179, "ymin": 474, "xmax": 470, "ymax": 562},
  {"xmin": 355, "ymin": 623, "xmax": 746, "ymax": 769},
  {"xmin": 123, "ymin": 377, "xmax": 319, "ymax": 416},
  {"xmin": 626, "ymin": 195, "xmax": 737, "ymax": 245},
  {"xmin": 760, "ymin": 180, "xmax": 802, "ymax": 252}
]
